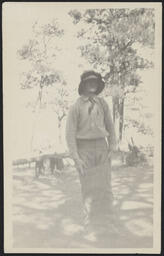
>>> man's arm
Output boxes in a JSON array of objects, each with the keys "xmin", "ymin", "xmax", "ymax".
[
  {"xmin": 66, "ymin": 104, "xmax": 86, "ymax": 176},
  {"xmin": 65, "ymin": 104, "xmax": 80, "ymax": 161},
  {"xmin": 102, "ymin": 98, "xmax": 117, "ymax": 152}
]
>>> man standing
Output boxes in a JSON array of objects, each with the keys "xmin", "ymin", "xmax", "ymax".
[{"xmin": 66, "ymin": 70, "xmax": 117, "ymax": 233}]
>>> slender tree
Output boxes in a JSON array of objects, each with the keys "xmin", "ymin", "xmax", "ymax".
[
  {"xmin": 18, "ymin": 20, "xmax": 64, "ymax": 110},
  {"xmin": 18, "ymin": 20, "xmax": 67, "ymax": 148}
]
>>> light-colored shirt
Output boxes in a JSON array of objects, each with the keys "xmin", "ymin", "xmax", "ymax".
[{"xmin": 66, "ymin": 95, "xmax": 116, "ymax": 160}]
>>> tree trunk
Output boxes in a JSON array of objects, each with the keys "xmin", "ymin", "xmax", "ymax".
[
  {"xmin": 58, "ymin": 120, "xmax": 62, "ymax": 145},
  {"xmin": 58, "ymin": 119, "xmax": 64, "ymax": 170},
  {"xmin": 112, "ymin": 96, "xmax": 120, "ymax": 144},
  {"xmin": 58, "ymin": 114, "xmax": 66, "ymax": 145},
  {"xmin": 112, "ymin": 96, "xmax": 125, "ymax": 144},
  {"xmin": 119, "ymin": 98, "xmax": 124, "ymax": 141},
  {"xmin": 30, "ymin": 87, "xmax": 43, "ymax": 152}
]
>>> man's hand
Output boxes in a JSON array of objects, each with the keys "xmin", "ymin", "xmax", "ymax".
[
  {"xmin": 108, "ymin": 143, "xmax": 118, "ymax": 157},
  {"xmin": 74, "ymin": 158, "xmax": 86, "ymax": 176},
  {"xmin": 107, "ymin": 146, "xmax": 117, "ymax": 159},
  {"xmin": 107, "ymin": 150, "xmax": 113, "ymax": 159}
]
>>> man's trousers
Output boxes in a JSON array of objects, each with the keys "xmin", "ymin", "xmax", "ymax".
[{"xmin": 76, "ymin": 138, "xmax": 114, "ymax": 226}]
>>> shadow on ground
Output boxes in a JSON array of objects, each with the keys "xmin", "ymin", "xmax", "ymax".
[{"xmin": 12, "ymin": 162, "xmax": 153, "ymax": 249}]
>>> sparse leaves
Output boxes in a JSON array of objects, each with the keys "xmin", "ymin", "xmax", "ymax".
[
  {"xmin": 69, "ymin": 10, "xmax": 82, "ymax": 24},
  {"xmin": 70, "ymin": 8, "xmax": 155, "ymax": 97},
  {"xmin": 18, "ymin": 19, "xmax": 70, "ymax": 127}
]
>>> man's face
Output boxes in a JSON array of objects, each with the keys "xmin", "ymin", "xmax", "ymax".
[{"xmin": 83, "ymin": 79, "xmax": 98, "ymax": 96}]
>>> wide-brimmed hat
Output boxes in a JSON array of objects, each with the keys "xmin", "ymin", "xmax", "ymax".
[{"xmin": 78, "ymin": 70, "xmax": 105, "ymax": 95}]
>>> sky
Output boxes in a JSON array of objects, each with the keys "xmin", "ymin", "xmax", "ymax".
[{"xmin": 3, "ymin": 3, "xmax": 156, "ymax": 158}]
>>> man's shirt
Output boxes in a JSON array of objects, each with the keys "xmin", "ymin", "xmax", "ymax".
[{"xmin": 66, "ymin": 95, "xmax": 116, "ymax": 160}]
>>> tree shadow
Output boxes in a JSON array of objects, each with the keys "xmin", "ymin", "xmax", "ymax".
[
  {"xmin": 13, "ymin": 164, "xmax": 153, "ymax": 248},
  {"xmin": 109, "ymin": 164, "xmax": 153, "ymax": 248}
]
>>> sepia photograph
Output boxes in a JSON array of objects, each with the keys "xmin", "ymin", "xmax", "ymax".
[{"xmin": 3, "ymin": 2, "xmax": 162, "ymax": 254}]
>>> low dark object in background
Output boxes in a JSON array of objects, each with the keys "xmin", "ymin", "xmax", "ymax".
[
  {"xmin": 35, "ymin": 155, "xmax": 64, "ymax": 178},
  {"xmin": 126, "ymin": 137, "xmax": 147, "ymax": 166},
  {"xmin": 12, "ymin": 153, "xmax": 70, "ymax": 177}
]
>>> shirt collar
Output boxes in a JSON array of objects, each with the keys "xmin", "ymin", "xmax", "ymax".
[{"xmin": 81, "ymin": 95, "xmax": 99, "ymax": 103}]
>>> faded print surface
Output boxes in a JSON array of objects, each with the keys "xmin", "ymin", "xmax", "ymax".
[{"xmin": 3, "ymin": 2, "xmax": 161, "ymax": 253}]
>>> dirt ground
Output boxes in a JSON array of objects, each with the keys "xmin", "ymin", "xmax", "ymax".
[{"xmin": 12, "ymin": 160, "xmax": 153, "ymax": 249}]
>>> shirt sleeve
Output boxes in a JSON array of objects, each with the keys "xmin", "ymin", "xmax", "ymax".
[
  {"xmin": 101, "ymin": 98, "xmax": 117, "ymax": 151},
  {"xmin": 65, "ymin": 103, "xmax": 80, "ymax": 160}
]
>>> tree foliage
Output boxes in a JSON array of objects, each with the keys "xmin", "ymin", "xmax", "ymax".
[
  {"xmin": 69, "ymin": 8, "xmax": 155, "ymax": 97},
  {"xmin": 69, "ymin": 8, "xmax": 155, "ymax": 143},
  {"xmin": 18, "ymin": 20, "xmax": 67, "ymax": 148},
  {"xmin": 17, "ymin": 20, "xmax": 64, "ymax": 110}
]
